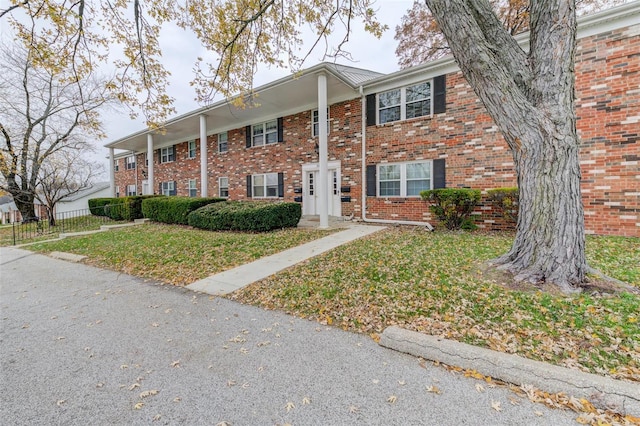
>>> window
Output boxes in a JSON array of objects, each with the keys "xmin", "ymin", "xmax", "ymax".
[
  {"xmin": 188, "ymin": 140, "xmax": 197, "ymax": 159},
  {"xmin": 252, "ymin": 173, "xmax": 278, "ymax": 198},
  {"xmin": 252, "ymin": 120, "xmax": 278, "ymax": 146},
  {"xmin": 219, "ymin": 177, "xmax": 229, "ymax": 198},
  {"xmin": 125, "ymin": 156, "xmax": 136, "ymax": 170},
  {"xmin": 377, "ymin": 161, "xmax": 432, "ymax": 197},
  {"xmin": 378, "ymin": 80, "xmax": 432, "ymax": 124},
  {"xmin": 115, "ymin": 186, "xmax": 120, "ymax": 198},
  {"xmin": 126, "ymin": 184, "xmax": 137, "ymax": 196},
  {"xmin": 188, "ymin": 179, "xmax": 197, "ymax": 197},
  {"xmin": 218, "ymin": 132, "xmax": 228, "ymax": 153},
  {"xmin": 160, "ymin": 146, "xmax": 175, "ymax": 163},
  {"xmin": 312, "ymin": 108, "xmax": 330, "ymax": 137},
  {"xmin": 161, "ymin": 181, "xmax": 175, "ymax": 196},
  {"xmin": 114, "ymin": 160, "xmax": 119, "ymax": 172}
]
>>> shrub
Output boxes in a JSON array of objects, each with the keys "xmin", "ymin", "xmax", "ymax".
[
  {"xmin": 188, "ymin": 201, "xmax": 302, "ymax": 232},
  {"xmin": 89, "ymin": 195, "xmax": 161, "ymax": 221},
  {"xmin": 420, "ymin": 188, "xmax": 481, "ymax": 230},
  {"xmin": 487, "ymin": 187, "xmax": 519, "ymax": 223},
  {"xmin": 142, "ymin": 197, "xmax": 226, "ymax": 225}
]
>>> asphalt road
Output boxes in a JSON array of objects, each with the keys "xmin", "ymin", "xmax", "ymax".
[{"xmin": 0, "ymin": 247, "xmax": 580, "ymax": 425}]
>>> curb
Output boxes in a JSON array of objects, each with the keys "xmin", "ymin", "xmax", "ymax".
[{"xmin": 379, "ymin": 326, "xmax": 640, "ymax": 416}]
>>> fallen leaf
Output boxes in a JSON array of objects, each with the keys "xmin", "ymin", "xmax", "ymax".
[
  {"xmin": 426, "ymin": 385, "xmax": 441, "ymax": 394},
  {"xmin": 170, "ymin": 360, "xmax": 180, "ymax": 367},
  {"xmin": 491, "ymin": 400, "xmax": 502, "ymax": 412},
  {"xmin": 120, "ymin": 365, "xmax": 128, "ymax": 369},
  {"xmin": 387, "ymin": 395, "xmax": 397, "ymax": 403},
  {"xmin": 398, "ymin": 380, "xmax": 406, "ymax": 386},
  {"xmin": 227, "ymin": 380, "xmax": 236, "ymax": 387},
  {"xmin": 56, "ymin": 400, "xmax": 66, "ymax": 406},
  {"xmin": 140, "ymin": 390, "xmax": 159, "ymax": 398},
  {"xmin": 128, "ymin": 383, "xmax": 140, "ymax": 391},
  {"xmin": 349, "ymin": 405, "xmax": 360, "ymax": 413},
  {"xmin": 134, "ymin": 402, "xmax": 144, "ymax": 410},
  {"xmin": 285, "ymin": 401, "xmax": 295, "ymax": 412},
  {"xmin": 302, "ymin": 396, "xmax": 311, "ymax": 405},
  {"xmin": 173, "ymin": 397, "xmax": 182, "ymax": 403},
  {"xmin": 508, "ymin": 396, "xmax": 520, "ymax": 406},
  {"xmin": 241, "ymin": 382, "xmax": 250, "ymax": 389},
  {"xmin": 152, "ymin": 414, "xmax": 161, "ymax": 421},
  {"xmin": 475, "ymin": 383, "xmax": 485, "ymax": 393}
]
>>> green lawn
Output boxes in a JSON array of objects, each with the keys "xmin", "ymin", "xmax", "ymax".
[
  {"xmin": 27, "ymin": 223, "xmax": 335, "ymax": 285},
  {"xmin": 230, "ymin": 228, "xmax": 640, "ymax": 383}
]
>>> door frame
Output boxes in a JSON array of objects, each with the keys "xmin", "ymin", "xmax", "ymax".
[{"xmin": 302, "ymin": 161, "xmax": 341, "ymax": 217}]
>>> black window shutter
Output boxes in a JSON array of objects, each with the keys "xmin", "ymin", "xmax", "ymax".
[
  {"xmin": 246, "ymin": 175, "xmax": 252, "ymax": 197},
  {"xmin": 157, "ymin": 149, "xmax": 161, "ymax": 163},
  {"xmin": 433, "ymin": 75, "xmax": 446, "ymax": 114},
  {"xmin": 277, "ymin": 117, "xmax": 284, "ymax": 142},
  {"xmin": 433, "ymin": 159, "xmax": 446, "ymax": 189},
  {"xmin": 366, "ymin": 165, "xmax": 377, "ymax": 196},
  {"xmin": 158, "ymin": 182, "xmax": 162, "ymax": 194},
  {"xmin": 277, "ymin": 172, "xmax": 284, "ymax": 197},
  {"xmin": 171, "ymin": 181, "xmax": 177, "ymax": 196},
  {"xmin": 245, "ymin": 125, "xmax": 252, "ymax": 148},
  {"xmin": 366, "ymin": 93, "xmax": 377, "ymax": 127}
]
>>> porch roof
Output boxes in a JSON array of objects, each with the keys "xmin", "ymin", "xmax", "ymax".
[{"xmin": 105, "ymin": 63, "xmax": 382, "ymax": 154}]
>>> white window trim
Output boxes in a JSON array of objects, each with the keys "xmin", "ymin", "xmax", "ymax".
[
  {"xmin": 161, "ymin": 181, "xmax": 175, "ymax": 196},
  {"xmin": 218, "ymin": 132, "xmax": 228, "ymax": 153},
  {"xmin": 125, "ymin": 155, "xmax": 136, "ymax": 170},
  {"xmin": 115, "ymin": 186, "xmax": 120, "ymax": 197},
  {"xmin": 377, "ymin": 160, "xmax": 433, "ymax": 198},
  {"xmin": 219, "ymin": 176, "xmax": 229, "ymax": 198},
  {"xmin": 188, "ymin": 140, "xmax": 197, "ymax": 159},
  {"xmin": 251, "ymin": 120, "xmax": 278, "ymax": 147},
  {"xmin": 312, "ymin": 108, "xmax": 330, "ymax": 137},
  {"xmin": 377, "ymin": 80, "xmax": 433, "ymax": 125},
  {"xmin": 188, "ymin": 179, "xmax": 197, "ymax": 197},
  {"xmin": 160, "ymin": 146, "xmax": 175, "ymax": 164},
  {"xmin": 251, "ymin": 172, "xmax": 279, "ymax": 198}
]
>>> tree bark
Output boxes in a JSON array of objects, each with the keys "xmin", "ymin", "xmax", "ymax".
[{"xmin": 425, "ymin": 0, "xmax": 586, "ymax": 293}]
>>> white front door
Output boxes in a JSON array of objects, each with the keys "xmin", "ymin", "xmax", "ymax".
[
  {"xmin": 302, "ymin": 162, "xmax": 341, "ymax": 217},
  {"xmin": 142, "ymin": 180, "xmax": 149, "ymax": 195}
]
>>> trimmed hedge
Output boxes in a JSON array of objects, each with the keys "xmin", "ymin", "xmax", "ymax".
[
  {"xmin": 89, "ymin": 195, "xmax": 162, "ymax": 221},
  {"xmin": 487, "ymin": 187, "xmax": 519, "ymax": 223},
  {"xmin": 421, "ymin": 188, "xmax": 481, "ymax": 230},
  {"xmin": 188, "ymin": 201, "xmax": 302, "ymax": 232},
  {"xmin": 142, "ymin": 196, "xmax": 226, "ymax": 225}
]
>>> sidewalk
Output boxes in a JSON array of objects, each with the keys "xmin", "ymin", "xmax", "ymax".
[{"xmin": 187, "ymin": 224, "xmax": 384, "ymax": 295}]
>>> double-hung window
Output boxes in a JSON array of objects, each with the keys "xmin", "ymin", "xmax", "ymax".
[
  {"xmin": 378, "ymin": 80, "xmax": 432, "ymax": 124},
  {"xmin": 312, "ymin": 108, "xmax": 330, "ymax": 137},
  {"xmin": 188, "ymin": 179, "xmax": 197, "ymax": 197},
  {"xmin": 161, "ymin": 181, "xmax": 175, "ymax": 196},
  {"xmin": 218, "ymin": 132, "xmax": 228, "ymax": 153},
  {"xmin": 114, "ymin": 160, "xmax": 119, "ymax": 172},
  {"xmin": 377, "ymin": 161, "xmax": 432, "ymax": 197},
  {"xmin": 160, "ymin": 146, "xmax": 175, "ymax": 163},
  {"xmin": 252, "ymin": 173, "xmax": 278, "ymax": 198},
  {"xmin": 126, "ymin": 184, "xmax": 137, "ymax": 196},
  {"xmin": 188, "ymin": 140, "xmax": 197, "ymax": 159},
  {"xmin": 252, "ymin": 120, "xmax": 278, "ymax": 146},
  {"xmin": 115, "ymin": 186, "xmax": 120, "ymax": 198},
  {"xmin": 219, "ymin": 177, "xmax": 229, "ymax": 198},
  {"xmin": 125, "ymin": 156, "xmax": 136, "ymax": 170}
]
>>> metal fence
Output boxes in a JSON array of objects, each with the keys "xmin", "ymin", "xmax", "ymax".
[{"xmin": 9, "ymin": 207, "xmax": 123, "ymax": 246}]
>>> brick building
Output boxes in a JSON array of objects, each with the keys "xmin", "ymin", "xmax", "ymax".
[{"xmin": 107, "ymin": 2, "xmax": 640, "ymax": 236}]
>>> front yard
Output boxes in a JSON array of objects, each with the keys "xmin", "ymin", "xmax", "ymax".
[{"xmin": 26, "ymin": 224, "xmax": 640, "ymax": 383}]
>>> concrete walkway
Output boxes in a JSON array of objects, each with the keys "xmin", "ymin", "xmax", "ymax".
[{"xmin": 187, "ymin": 224, "xmax": 384, "ymax": 295}]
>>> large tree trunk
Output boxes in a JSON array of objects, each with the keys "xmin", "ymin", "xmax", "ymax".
[
  {"xmin": 6, "ymin": 173, "xmax": 36, "ymax": 221},
  {"xmin": 425, "ymin": 0, "xmax": 587, "ymax": 292}
]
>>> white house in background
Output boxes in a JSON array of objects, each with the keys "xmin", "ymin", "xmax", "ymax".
[
  {"xmin": 0, "ymin": 195, "xmax": 20, "ymax": 224},
  {"xmin": 54, "ymin": 182, "xmax": 112, "ymax": 216}
]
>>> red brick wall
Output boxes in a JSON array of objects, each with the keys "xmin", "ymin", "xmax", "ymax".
[{"xmin": 113, "ymin": 22, "xmax": 639, "ymax": 236}]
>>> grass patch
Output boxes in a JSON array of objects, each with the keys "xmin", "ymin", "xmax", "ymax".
[
  {"xmin": 230, "ymin": 228, "xmax": 640, "ymax": 382},
  {"xmin": 27, "ymin": 223, "xmax": 335, "ymax": 286},
  {"xmin": 0, "ymin": 216, "xmax": 127, "ymax": 247}
]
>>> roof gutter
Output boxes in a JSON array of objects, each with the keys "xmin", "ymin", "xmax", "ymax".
[{"xmin": 359, "ymin": 86, "xmax": 434, "ymax": 231}]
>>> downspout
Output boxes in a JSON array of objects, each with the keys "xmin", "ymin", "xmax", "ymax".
[
  {"xmin": 133, "ymin": 150, "xmax": 138, "ymax": 195},
  {"xmin": 359, "ymin": 86, "xmax": 434, "ymax": 231}
]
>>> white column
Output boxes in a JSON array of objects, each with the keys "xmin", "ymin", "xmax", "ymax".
[
  {"xmin": 199, "ymin": 114, "xmax": 208, "ymax": 197},
  {"xmin": 109, "ymin": 148, "xmax": 116, "ymax": 197},
  {"xmin": 318, "ymin": 73, "xmax": 329, "ymax": 229},
  {"xmin": 147, "ymin": 134, "xmax": 154, "ymax": 195}
]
